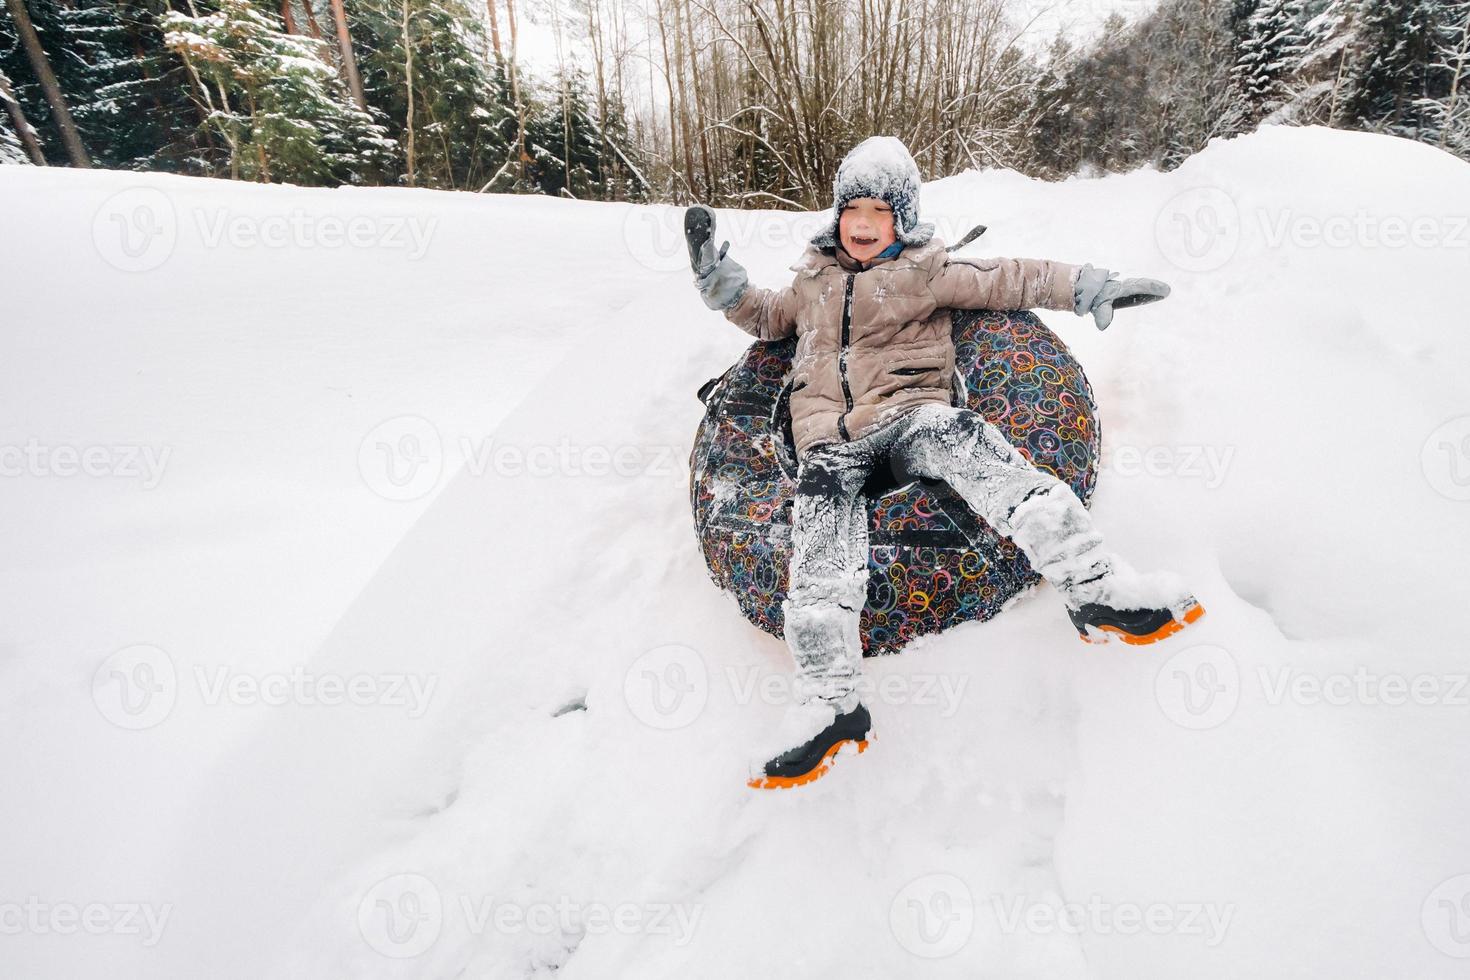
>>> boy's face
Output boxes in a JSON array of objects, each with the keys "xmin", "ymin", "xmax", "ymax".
[{"xmin": 839, "ymin": 197, "xmax": 897, "ymax": 262}]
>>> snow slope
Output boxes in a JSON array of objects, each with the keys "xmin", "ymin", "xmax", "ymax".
[{"xmin": 2, "ymin": 125, "xmax": 1468, "ymax": 979}]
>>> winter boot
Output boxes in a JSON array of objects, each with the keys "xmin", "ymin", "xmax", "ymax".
[
  {"xmin": 1066, "ymin": 594, "xmax": 1206, "ymax": 645},
  {"xmin": 1057, "ymin": 555, "xmax": 1206, "ymax": 645},
  {"xmin": 1000, "ymin": 484, "xmax": 1206, "ymax": 646},
  {"xmin": 748, "ymin": 697, "xmax": 872, "ymax": 790}
]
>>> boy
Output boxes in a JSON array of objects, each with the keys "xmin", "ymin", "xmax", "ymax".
[{"xmin": 685, "ymin": 136, "xmax": 1203, "ymax": 790}]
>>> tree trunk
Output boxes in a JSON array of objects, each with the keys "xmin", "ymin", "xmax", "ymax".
[
  {"xmin": 486, "ymin": 0, "xmax": 503, "ymax": 63},
  {"xmin": 280, "ymin": 0, "xmax": 299, "ymax": 34},
  {"xmin": 505, "ymin": 0, "xmax": 531, "ymax": 175},
  {"xmin": 1439, "ymin": 9, "xmax": 1470, "ymax": 148},
  {"xmin": 3, "ymin": 0, "xmax": 90, "ymax": 166},
  {"xmin": 401, "ymin": 0, "xmax": 415, "ymax": 185},
  {"xmin": 327, "ymin": 0, "xmax": 367, "ymax": 110},
  {"xmin": 302, "ymin": 0, "xmax": 328, "ymax": 43},
  {"xmin": 585, "ymin": 0, "xmax": 612, "ymax": 196},
  {"xmin": 680, "ymin": 0, "xmax": 713, "ymax": 202},
  {"xmin": 0, "ymin": 69, "xmax": 46, "ymax": 164}
]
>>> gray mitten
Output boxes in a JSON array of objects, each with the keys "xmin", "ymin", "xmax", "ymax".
[
  {"xmin": 1073, "ymin": 263, "xmax": 1171, "ymax": 331},
  {"xmin": 684, "ymin": 204, "xmax": 748, "ymax": 311}
]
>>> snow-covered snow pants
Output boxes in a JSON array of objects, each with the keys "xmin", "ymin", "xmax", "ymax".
[{"xmin": 783, "ymin": 402, "xmax": 1108, "ymax": 707}]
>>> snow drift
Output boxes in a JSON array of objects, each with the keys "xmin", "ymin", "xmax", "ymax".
[{"xmin": 1, "ymin": 125, "xmax": 1468, "ymax": 979}]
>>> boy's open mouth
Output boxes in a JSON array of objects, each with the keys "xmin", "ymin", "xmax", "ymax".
[{"xmin": 850, "ymin": 236, "xmax": 878, "ymax": 247}]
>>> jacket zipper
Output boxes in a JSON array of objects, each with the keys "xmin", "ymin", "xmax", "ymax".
[{"xmin": 837, "ymin": 273, "xmax": 855, "ymax": 441}]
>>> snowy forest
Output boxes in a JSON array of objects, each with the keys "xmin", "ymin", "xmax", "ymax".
[{"xmin": 1, "ymin": 0, "xmax": 1467, "ymax": 210}]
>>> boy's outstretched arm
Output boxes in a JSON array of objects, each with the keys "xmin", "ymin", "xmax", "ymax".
[
  {"xmin": 929, "ymin": 256, "xmax": 1171, "ymax": 330},
  {"xmin": 685, "ymin": 205, "xmax": 798, "ymax": 342},
  {"xmin": 928, "ymin": 255, "xmax": 1081, "ymax": 314}
]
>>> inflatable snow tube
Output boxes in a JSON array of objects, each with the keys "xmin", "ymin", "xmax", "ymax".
[{"xmin": 688, "ymin": 309, "xmax": 1101, "ymax": 658}]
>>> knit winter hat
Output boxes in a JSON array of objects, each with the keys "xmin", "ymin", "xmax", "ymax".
[{"xmin": 809, "ymin": 135, "xmax": 936, "ymax": 250}]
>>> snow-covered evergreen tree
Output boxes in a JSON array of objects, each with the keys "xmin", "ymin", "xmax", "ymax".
[
  {"xmin": 1, "ymin": 0, "xmax": 201, "ymax": 169},
  {"xmin": 1146, "ymin": 0, "xmax": 1239, "ymax": 163},
  {"xmin": 1025, "ymin": 35, "xmax": 1083, "ymax": 178},
  {"xmin": 1293, "ymin": 0, "xmax": 1359, "ymax": 123},
  {"xmin": 162, "ymin": 0, "xmax": 393, "ymax": 184},
  {"xmin": 1231, "ymin": 0, "xmax": 1309, "ymax": 125},
  {"xmin": 1340, "ymin": 0, "xmax": 1451, "ymax": 141},
  {"xmin": 523, "ymin": 66, "xmax": 633, "ymax": 199},
  {"xmin": 1415, "ymin": 0, "xmax": 1470, "ymax": 156},
  {"xmin": 0, "ymin": 113, "xmax": 25, "ymax": 164},
  {"xmin": 351, "ymin": 0, "xmax": 513, "ymax": 190},
  {"xmin": 99, "ymin": 0, "xmax": 223, "ymax": 172},
  {"xmin": 0, "ymin": 64, "xmax": 32, "ymax": 164}
]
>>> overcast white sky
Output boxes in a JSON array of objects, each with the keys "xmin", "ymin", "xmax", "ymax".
[{"xmin": 1011, "ymin": 0, "xmax": 1160, "ymax": 49}]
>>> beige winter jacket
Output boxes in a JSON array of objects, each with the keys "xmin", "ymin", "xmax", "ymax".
[{"xmin": 723, "ymin": 238, "xmax": 1081, "ymax": 460}]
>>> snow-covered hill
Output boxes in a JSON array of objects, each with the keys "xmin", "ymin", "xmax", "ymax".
[{"xmin": 2, "ymin": 125, "xmax": 1468, "ymax": 979}]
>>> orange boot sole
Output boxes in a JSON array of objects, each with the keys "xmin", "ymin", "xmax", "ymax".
[
  {"xmin": 747, "ymin": 738, "xmax": 870, "ymax": 790},
  {"xmin": 1081, "ymin": 602, "xmax": 1206, "ymax": 646}
]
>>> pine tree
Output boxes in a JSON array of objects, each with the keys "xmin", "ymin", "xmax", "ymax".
[
  {"xmin": 0, "ymin": 97, "xmax": 25, "ymax": 163},
  {"xmin": 0, "ymin": 63, "xmax": 40, "ymax": 163},
  {"xmin": 587, "ymin": 82, "xmax": 647, "ymax": 202},
  {"xmin": 1295, "ymin": 0, "xmax": 1359, "ymax": 125},
  {"xmin": 102, "ymin": 0, "xmax": 224, "ymax": 172},
  {"xmin": 1340, "ymin": 0, "xmax": 1451, "ymax": 140},
  {"xmin": 1231, "ymin": 0, "xmax": 1309, "ymax": 125},
  {"xmin": 350, "ymin": 0, "xmax": 513, "ymax": 190},
  {"xmin": 1026, "ymin": 34, "xmax": 1083, "ymax": 178},
  {"xmin": 1, "ymin": 0, "xmax": 90, "ymax": 164},
  {"xmin": 1146, "ymin": 0, "xmax": 1238, "ymax": 164},
  {"xmin": 2, "ymin": 0, "xmax": 260, "ymax": 171},
  {"xmin": 162, "ymin": 0, "xmax": 393, "ymax": 184},
  {"xmin": 522, "ymin": 65, "xmax": 627, "ymax": 199},
  {"xmin": 1416, "ymin": 0, "xmax": 1470, "ymax": 156}
]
